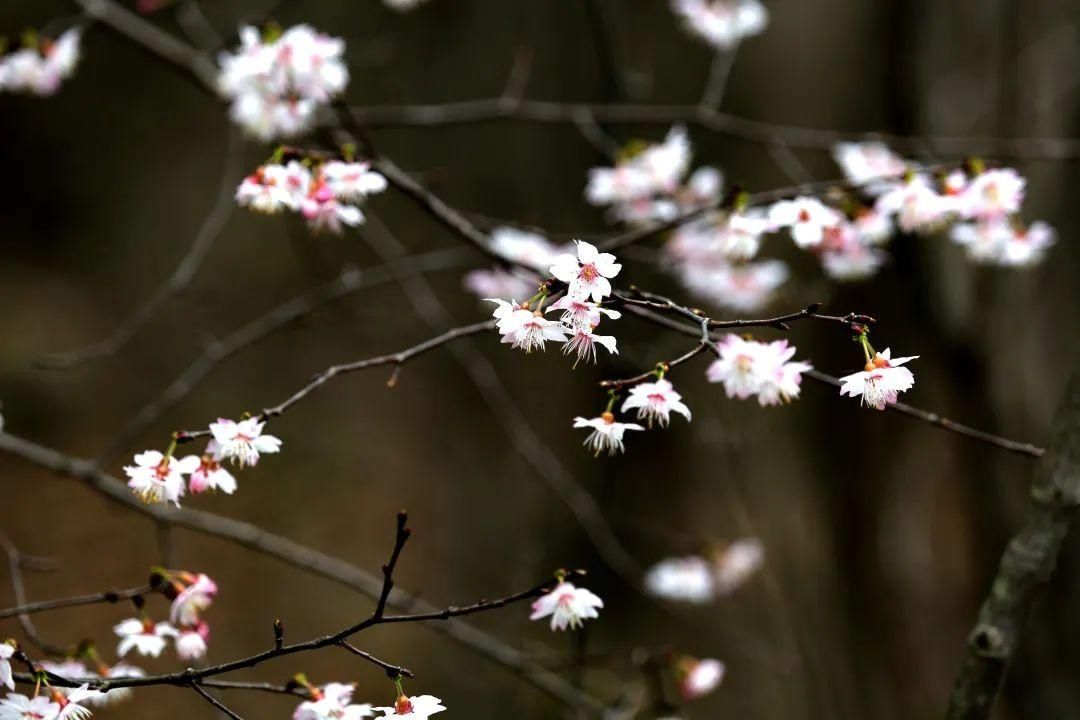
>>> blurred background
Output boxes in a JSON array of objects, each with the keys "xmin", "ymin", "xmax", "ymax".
[{"xmin": 0, "ymin": 0, "xmax": 1078, "ymax": 718}]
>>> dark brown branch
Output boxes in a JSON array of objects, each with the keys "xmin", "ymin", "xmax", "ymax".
[
  {"xmin": 946, "ymin": 366, "xmax": 1080, "ymax": 719},
  {"xmin": 620, "ymin": 303, "xmax": 1045, "ymax": 458},
  {"xmin": 0, "ymin": 432, "xmax": 604, "ymax": 712},
  {"xmin": 192, "ymin": 682, "xmax": 246, "ymax": 720},
  {"xmin": 347, "ymin": 99, "xmax": 1080, "ymax": 161},
  {"xmin": 96, "ymin": 248, "xmax": 471, "ymax": 464},
  {"xmin": 0, "ymin": 584, "xmax": 151, "ymax": 620},
  {"xmin": 0, "ymin": 534, "xmax": 69, "ymax": 656},
  {"xmin": 599, "ymin": 344, "xmax": 712, "ymax": 390},
  {"xmin": 36, "ymin": 125, "xmax": 244, "ymax": 370},
  {"xmin": 337, "ymin": 641, "xmax": 414, "ymax": 679},
  {"xmin": 173, "ymin": 319, "xmax": 494, "ymax": 444}
]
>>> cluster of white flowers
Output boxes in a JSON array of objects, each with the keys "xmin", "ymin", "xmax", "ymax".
[
  {"xmin": 586, "ymin": 128, "xmax": 789, "ymax": 312},
  {"xmin": 706, "ymin": 335, "xmax": 812, "ymax": 406},
  {"xmin": 217, "ymin": 25, "xmax": 348, "ymax": 140},
  {"xmin": 645, "ymin": 538, "xmax": 765, "ymax": 603},
  {"xmin": 833, "ymin": 142, "xmax": 1054, "ymax": 268},
  {"xmin": 237, "ymin": 158, "xmax": 388, "ymax": 234},
  {"xmin": 1, "ymin": 683, "xmax": 100, "ymax": 720},
  {"xmin": 671, "ymin": 0, "xmax": 769, "ymax": 50},
  {"xmin": 488, "ymin": 240, "xmax": 622, "ymax": 365},
  {"xmin": 575, "ymin": 377, "xmax": 693, "ymax": 456},
  {"xmin": 463, "ymin": 227, "xmax": 565, "ymax": 300},
  {"xmin": 0, "ymin": 29, "xmax": 81, "ymax": 97},
  {"xmin": 124, "ymin": 418, "xmax": 281, "ymax": 506},
  {"xmin": 292, "ymin": 682, "xmax": 373, "ymax": 720},
  {"xmin": 115, "ymin": 572, "xmax": 217, "ymax": 663}
]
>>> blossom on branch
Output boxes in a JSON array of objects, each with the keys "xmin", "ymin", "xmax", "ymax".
[
  {"xmin": 950, "ymin": 218, "xmax": 1055, "ymax": 267},
  {"xmin": 0, "ymin": 29, "xmax": 81, "ymax": 97},
  {"xmin": 549, "ymin": 241, "xmax": 622, "ymax": 302},
  {"xmin": 187, "ymin": 451, "xmax": 237, "ymax": 495},
  {"xmin": 209, "ymin": 417, "xmax": 282, "ymax": 468},
  {"xmin": 672, "ymin": 0, "xmax": 769, "ymax": 49},
  {"xmin": 706, "ymin": 335, "xmax": 811, "ymax": 406},
  {"xmin": 621, "ymin": 379, "xmax": 692, "ymax": 428},
  {"xmin": 114, "ymin": 618, "xmax": 178, "ymax": 658},
  {"xmin": 839, "ymin": 346, "xmax": 918, "ymax": 410},
  {"xmin": 573, "ymin": 413, "xmax": 643, "ymax": 456},
  {"xmin": 170, "ymin": 572, "xmax": 219, "ymax": 626},
  {"xmin": 767, "ymin": 197, "xmax": 844, "ymax": 249},
  {"xmin": 0, "ymin": 642, "xmax": 13, "ymax": 691},
  {"xmin": 123, "ymin": 451, "xmax": 199, "ymax": 506},
  {"xmin": 373, "ymin": 694, "xmax": 443, "ymax": 719},
  {"xmin": 530, "ymin": 581, "xmax": 604, "ymax": 631},
  {"xmin": 0, "ymin": 694, "xmax": 60, "ymax": 720}
]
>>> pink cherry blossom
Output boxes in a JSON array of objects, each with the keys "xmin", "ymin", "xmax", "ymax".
[
  {"xmin": 176, "ymin": 622, "xmax": 210, "ymax": 661},
  {"xmin": 672, "ymin": 0, "xmax": 769, "ymax": 50},
  {"xmin": 713, "ymin": 538, "xmax": 765, "ymax": 594},
  {"xmin": 768, "ymin": 197, "xmax": 844, "ymax": 249},
  {"xmin": 621, "ymin": 379, "xmax": 691, "ymax": 427},
  {"xmin": 678, "ymin": 657, "xmax": 726, "ymax": 700},
  {"xmin": 187, "ymin": 452, "xmax": 237, "ymax": 495},
  {"xmin": 562, "ymin": 326, "xmax": 618, "ymax": 366},
  {"xmin": 372, "ymin": 695, "xmax": 444, "ymax": 719},
  {"xmin": 0, "ymin": 693, "xmax": 60, "ymax": 720},
  {"xmin": 321, "ymin": 161, "xmax": 387, "ymax": 203},
  {"xmin": 170, "ymin": 573, "xmax": 218, "ymax": 625}
]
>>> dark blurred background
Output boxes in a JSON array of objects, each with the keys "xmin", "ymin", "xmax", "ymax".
[{"xmin": 1, "ymin": 1, "xmax": 1078, "ymax": 718}]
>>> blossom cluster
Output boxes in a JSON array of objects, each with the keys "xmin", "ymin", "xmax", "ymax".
[
  {"xmin": 463, "ymin": 227, "xmax": 565, "ymax": 300},
  {"xmin": 217, "ymin": 25, "xmax": 348, "ymax": 140},
  {"xmin": 488, "ymin": 240, "xmax": 622, "ymax": 365},
  {"xmin": 124, "ymin": 417, "xmax": 281, "ymax": 506},
  {"xmin": 706, "ymin": 335, "xmax": 812, "ymax": 406},
  {"xmin": 0, "ymin": 29, "xmax": 81, "ymax": 97},
  {"xmin": 1, "ymin": 680, "xmax": 100, "ymax": 720},
  {"xmin": 671, "ymin": 0, "xmax": 769, "ymax": 50},
  {"xmin": 115, "ymin": 572, "xmax": 218, "ymax": 663},
  {"xmin": 236, "ymin": 158, "xmax": 387, "ymax": 234},
  {"xmin": 645, "ymin": 538, "xmax": 766, "ymax": 603},
  {"xmin": 584, "ymin": 131, "xmax": 1053, "ymax": 315}
]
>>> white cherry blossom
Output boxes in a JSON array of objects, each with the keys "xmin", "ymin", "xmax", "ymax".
[
  {"xmin": 644, "ymin": 557, "xmax": 715, "ymax": 603},
  {"xmin": 372, "ymin": 695, "xmax": 444, "ymax": 719},
  {"xmin": 170, "ymin": 573, "xmax": 218, "ymax": 625},
  {"xmin": 951, "ymin": 219, "xmax": 1054, "ymax": 267},
  {"xmin": 176, "ymin": 623, "xmax": 209, "ymax": 661},
  {"xmin": 0, "ymin": 694, "xmax": 60, "ymax": 720},
  {"xmin": 546, "ymin": 296, "xmax": 621, "ymax": 329},
  {"xmin": 573, "ymin": 413, "xmax": 644, "ymax": 456},
  {"xmin": 114, "ymin": 618, "xmax": 178, "ymax": 658},
  {"xmin": 0, "ymin": 641, "xmax": 13, "ymax": 691},
  {"xmin": 839, "ymin": 348, "xmax": 918, "ymax": 410},
  {"xmin": 530, "ymin": 581, "xmax": 603, "ymax": 631},
  {"xmin": 679, "ymin": 260, "xmax": 788, "ymax": 312},
  {"xmin": 713, "ymin": 538, "xmax": 765, "ymax": 594},
  {"xmin": 1, "ymin": 29, "xmax": 82, "ymax": 97},
  {"xmin": 562, "ymin": 327, "xmax": 618, "ymax": 366},
  {"xmin": 957, "ymin": 168, "xmax": 1025, "ymax": 220},
  {"xmin": 497, "ymin": 309, "xmax": 568, "ymax": 352},
  {"xmin": 767, "ymin": 197, "xmax": 844, "ymax": 249},
  {"xmin": 678, "ymin": 657, "xmax": 726, "ymax": 700},
  {"xmin": 672, "ymin": 0, "xmax": 769, "ymax": 50},
  {"xmin": 321, "ymin": 161, "xmax": 387, "ymax": 203},
  {"xmin": 832, "ymin": 142, "xmax": 907, "ymax": 192},
  {"xmin": 549, "ymin": 241, "xmax": 622, "ymax": 302},
  {"xmin": 187, "ymin": 452, "xmax": 237, "ymax": 495},
  {"xmin": 124, "ymin": 451, "xmax": 199, "ymax": 506},
  {"xmin": 53, "ymin": 685, "xmax": 100, "ymax": 720},
  {"xmin": 209, "ymin": 418, "xmax": 282, "ymax": 468}
]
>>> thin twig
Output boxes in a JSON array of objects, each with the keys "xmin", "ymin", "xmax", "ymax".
[
  {"xmin": 0, "ymin": 584, "xmax": 151, "ymax": 620},
  {"xmin": 36, "ymin": 125, "xmax": 243, "ymax": 370},
  {"xmin": 0, "ymin": 433, "xmax": 606, "ymax": 713},
  {"xmin": 192, "ymin": 682, "xmax": 246, "ymax": 720},
  {"xmin": 338, "ymin": 641, "xmax": 414, "ymax": 679},
  {"xmin": 0, "ymin": 535, "xmax": 69, "ymax": 656}
]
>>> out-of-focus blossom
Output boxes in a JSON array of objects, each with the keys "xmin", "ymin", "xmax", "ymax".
[
  {"xmin": 767, "ymin": 197, "xmax": 843, "ymax": 249},
  {"xmin": 0, "ymin": 694, "xmax": 60, "ymax": 720},
  {"xmin": 677, "ymin": 657, "xmax": 726, "ymax": 700},
  {"xmin": 713, "ymin": 538, "xmax": 765, "ymax": 594},
  {"xmin": 321, "ymin": 161, "xmax": 388, "ymax": 203},
  {"xmin": 672, "ymin": 0, "xmax": 768, "ymax": 49},
  {"xmin": 679, "ymin": 259, "xmax": 789, "ymax": 313},
  {"xmin": 217, "ymin": 25, "xmax": 347, "ymax": 140},
  {"xmin": 957, "ymin": 168, "xmax": 1025, "ymax": 221},
  {"xmin": 463, "ymin": 268, "xmax": 537, "ymax": 301},
  {"xmin": 645, "ymin": 557, "xmax": 715, "ymax": 603},
  {"xmin": 1, "ymin": 29, "xmax": 81, "ymax": 97},
  {"xmin": 114, "ymin": 618, "xmax": 178, "ymax": 658},
  {"xmin": 170, "ymin": 573, "xmax": 218, "ymax": 626},
  {"xmin": 874, "ymin": 175, "xmax": 956, "ymax": 233},
  {"xmin": 0, "ymin": 642, "xmax": 13, "ymax": 691},
  {"xmin": 831, "ymin": 142, "xmax": 907, "ymax": 193},
  {"xmin": 706, "ymin": 335, "xmax": 810, "ymax": 406},
  {"xmin": 176, "ymin": 622, "xmax": 210, "ymax": 661},
  {"xmin": 951, "ymin": 219, "xmax": 1054, "ymax": 267}
]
